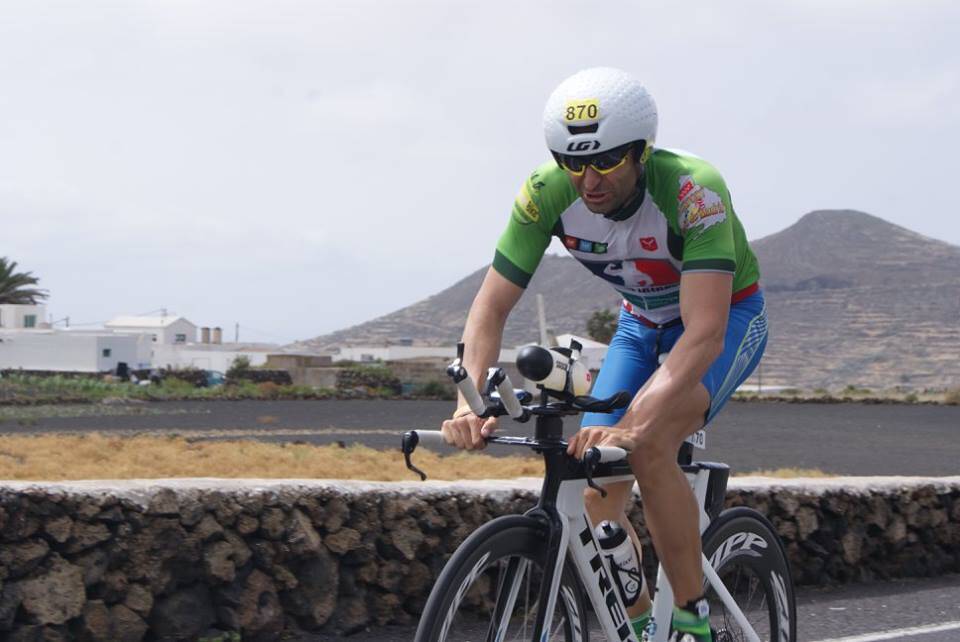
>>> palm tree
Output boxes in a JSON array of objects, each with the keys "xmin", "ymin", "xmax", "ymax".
[{"xmin": 0, "ymin": 257, "xmax": 48, "ymax": 304}]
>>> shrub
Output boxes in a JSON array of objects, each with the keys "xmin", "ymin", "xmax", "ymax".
[
  {"xmin": 256, "ymin": 381, "xmax": 281, "ymax": 399},
  {"xmin": 586, "ymin": 309, "xmax": 618, "ymax": 344},
  {"xmin": 414, "ymin": 380, "xmax": 456, "ymax": 399},
  {"xmin": 160, "ymin": 367, "xmax": 207, "ymax": 388},
  {"xmin": 842, "ymin": 384, "xmax": 871, "ymax": 395},
  {"xmin": 945, "ymin": 387, "xmax": 960, "ymax": 405},
  {"xmin": 226, "ymin": 356, "xmax": 252, "ymax": 382}
]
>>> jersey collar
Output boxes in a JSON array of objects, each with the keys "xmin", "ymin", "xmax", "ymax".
[{"xmin": 602, "ymin": 172, "xmax": 647, "ymax": 222}]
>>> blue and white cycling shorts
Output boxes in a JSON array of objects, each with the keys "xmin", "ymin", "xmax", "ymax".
[{"xmin": 581, "ymin": 290, "xmax": 768, "ymax": 428}]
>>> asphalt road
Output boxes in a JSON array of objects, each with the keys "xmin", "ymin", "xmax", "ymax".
[
  {"xmin": 2, "ymin": 399, "xmax": 958, "ymax": 476},
  {"xmin": 297, "ymin": 574, "xmax": 960, "ymax": 641}
]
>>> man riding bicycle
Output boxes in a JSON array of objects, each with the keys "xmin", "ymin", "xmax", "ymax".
[{"xmin": 440, "ymin": 67, "xmax": 767, "ymax": 642}]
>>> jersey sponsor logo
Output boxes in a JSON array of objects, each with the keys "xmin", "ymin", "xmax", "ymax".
[
  {"xmin": 582, "ymin": 258, "xmax": 681, "ymax": 292},
  {"xmin": 678, "ymin": 175, "xmax": 726, "ymax": 233},
  {"xmin": 639, "ymin": 237, "xmax": 659, "ymax": 252},
  {"xmin": 513, "ymin": 181, "xmax": 540, "ymax": 224},
  {"xmin": 564, "ymin": 235, "xmax": 608, "ymax": 254}
]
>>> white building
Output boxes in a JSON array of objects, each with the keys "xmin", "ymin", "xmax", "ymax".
[
  {"xmin": 152, "ymin": 343, "xmax": 273, "ymax": 373},
  {"xmin": 553, "ymin": 333, "xmax": 609, "ymax": 372},
  {"xmin": 329, "ymin": 344, "xmax": 521, "ymax": 364},
  {"xmin": 105, "ymin": 316, "xmax": 198, "ymax": 346},
  {"xmin": 0, "ymin": 304, "xmax": 47, "ymax": 329},
  {"xmin": 0, "ymin": 329, "xmax": 140, "ymax": 373}
]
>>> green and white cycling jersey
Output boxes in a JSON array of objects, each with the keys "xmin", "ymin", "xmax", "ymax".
[{"xmin": 494, "ymin": 148, "xmax": 761, "ymax": 325}]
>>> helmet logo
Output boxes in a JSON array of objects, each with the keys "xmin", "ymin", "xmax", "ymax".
[{"xmin": 566, "ymin": 140, "xmax": 601, "ymax": 152}]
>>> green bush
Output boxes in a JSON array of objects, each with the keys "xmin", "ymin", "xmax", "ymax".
[
  {"xmin": 842, "ymin": 384, "xmax": 871, "ymax": 395},
  {"xmin": 945, "ymin": 387, "xmax": 960, "ymax": 405},
  {"xmin": 586, "ymin": 309, "xmax": 618, "ymax": 344},
  {"xmin": 414, "ymin": 380, "xmax": 456, "ymax": 399},
  {"xmin": 160, "ymin": 367, "xmax": 207, "ymax": 388},
  {"xmin": 226, "ymin": 356, "xmax": 252, "ymax": 381}
]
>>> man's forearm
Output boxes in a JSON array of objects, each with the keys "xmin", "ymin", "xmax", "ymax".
[{"xmin": 458, "ymin": 301, "xmax": 510, "ymax": 405}]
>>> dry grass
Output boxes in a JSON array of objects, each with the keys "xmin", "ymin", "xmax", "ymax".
[
  {"xmin": 0, "ymin": 433, "xmax": 545, "ymax": 482},
  {"xmin": 736, "ymin": 468, "xmax": 833, "ymax": 478},
  {"xmin": 0, "ymin": 434, "xmax": 838, "ymax": 482}
]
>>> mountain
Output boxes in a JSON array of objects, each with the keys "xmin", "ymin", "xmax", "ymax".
[
  {"xmin": 294, "ymin": 210, "xmax": 960, "ymax": 388},
  {"xmin": 751, "ymin": 210, "xmax": 960, "ymax": 388}
]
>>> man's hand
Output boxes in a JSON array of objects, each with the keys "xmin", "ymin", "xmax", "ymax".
[
  {"xmin": 441, "ymin": 414, "xmax": 499, "ymax": 450},
  {"xmin": 567, "ymin": 425, "xmax": 636, "ymax": 460}
]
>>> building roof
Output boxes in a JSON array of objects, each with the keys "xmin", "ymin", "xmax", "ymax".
[
  {"xmin": 554, "ymin": 333, "xmax": 609, "ymax": 349},
  {"xmin": 105, "ymin": 316, "xmax": 195, "ymax": 329}
]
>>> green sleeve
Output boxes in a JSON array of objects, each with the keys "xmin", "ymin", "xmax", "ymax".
[
  {"xmin": 674, "ymin": 161, "xmax": 737, "ymax": 274},
  {"xmin": 493, "ymin": 161, "xmax": 576, "ymax": 288}
]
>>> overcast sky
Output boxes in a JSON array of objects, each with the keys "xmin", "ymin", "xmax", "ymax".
[{"xmin": 2, "ymin": 1, "xmax": 957, "ymax": 343}]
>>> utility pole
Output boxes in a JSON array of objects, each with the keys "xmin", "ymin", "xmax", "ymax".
[
  {"xmin": 235, "ymin": 323, "xmax": 239, "ymax": 343},
  {"xmin": 537, "ymin": 294, "xmax": 549, "ymax": 346}
]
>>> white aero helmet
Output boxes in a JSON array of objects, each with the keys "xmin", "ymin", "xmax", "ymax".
[{"xmin": 543, "ymin": 67, "xmax": 657, "ymax": 156}]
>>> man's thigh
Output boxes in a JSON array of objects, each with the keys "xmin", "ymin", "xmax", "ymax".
[
  {"xmin": 701, "ymin": 291, "xmax": 768, "ymax": 424},
  {"xmin": 581, "ymin": 309, "xmax": 659, "ymax": 428}
]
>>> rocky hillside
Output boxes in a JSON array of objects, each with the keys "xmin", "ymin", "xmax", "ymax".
[
  {"xmin": 294, "ymin": 210, "xmax": 960, "ymax": 389},
  {"xmin": 752, "ymin": 210, "xmax": 960, "ymax": 389}
]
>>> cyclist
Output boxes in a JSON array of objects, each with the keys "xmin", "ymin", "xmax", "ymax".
[{"xmin": 440, "ymin": 67, "xmax": 767, "ymax": 642}]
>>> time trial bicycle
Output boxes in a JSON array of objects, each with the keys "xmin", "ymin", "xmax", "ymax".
[{"xmin": 401, "ymin": 341, "xmax": 796, "ymax": 642}]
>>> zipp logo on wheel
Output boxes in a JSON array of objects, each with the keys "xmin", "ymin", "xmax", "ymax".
[{"xmin": 709, "ymin": 531, "xmax": 768, "ymax": 569}]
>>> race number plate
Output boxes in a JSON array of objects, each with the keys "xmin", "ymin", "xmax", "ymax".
[
  {"xmin": 685, "ymin": 430, "xmax": 706, "ymax": 449},
  {"xmin": 564, "ymin": 98, "xmax": 599, "ymax": 122}
]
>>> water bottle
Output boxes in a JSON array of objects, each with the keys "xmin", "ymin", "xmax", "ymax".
[
  {"xmin": 595, "ymin": 520, "xmax": 643, "ymax": 607},
  {"xmin": 516, "ymin": 345, "xmax": 592, "ymax": 396}
]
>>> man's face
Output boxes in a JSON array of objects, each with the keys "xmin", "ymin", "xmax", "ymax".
[{"xmin": 566, "ymin": 152, "xmax": 642, "ymax": 215}]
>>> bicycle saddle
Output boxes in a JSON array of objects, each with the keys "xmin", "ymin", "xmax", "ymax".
[{"xmin": 572, "ymin": 391, "xmax": 632, "ymax": 413}]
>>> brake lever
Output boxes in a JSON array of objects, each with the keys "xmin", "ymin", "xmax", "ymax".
[
  {"xmin": 401, "ymin": 431, "xmax": 428, "ymax": 481},
  {"xmin": 582, "ymin": 447, "xmax": 607, "ymax": 498}
]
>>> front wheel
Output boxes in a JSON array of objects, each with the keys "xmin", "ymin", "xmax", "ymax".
[
  {"xmin": 415, "ymin": 515, "xmax": 589, "ymax": 642},
  {"xmin": 701, "ymin": 507, "xmax": 797, "ymax": 642}
]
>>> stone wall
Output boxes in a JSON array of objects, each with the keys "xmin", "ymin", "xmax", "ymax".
[{"xmin": 0, "ymin": 476, "xmax": 958, "ymax": 641}]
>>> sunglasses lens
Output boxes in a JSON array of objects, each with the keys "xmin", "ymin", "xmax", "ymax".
[
  {"xmin": 591, "ymin": 153, "xmax": 624, "ymax": 171},
  {"xmin": 555, "ymin": 143, "xmax": 634, "ymax": 175},
  {"xmin": 559, "ymin": 155, "xmax": 587, "ymax": 173}
]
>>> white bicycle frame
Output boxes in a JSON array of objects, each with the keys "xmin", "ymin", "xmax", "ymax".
[
  {"xmin": 416, "ymin": 346, "xmax": 766, "ymax": 642},
  {"xmin": 508, "ymin": 447, "xmax": 763, "ymax": 642}
]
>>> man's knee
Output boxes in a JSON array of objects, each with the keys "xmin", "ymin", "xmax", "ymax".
[{"xmin": 629, "ymin": 419, "xmax": 699, "ymax": 486}]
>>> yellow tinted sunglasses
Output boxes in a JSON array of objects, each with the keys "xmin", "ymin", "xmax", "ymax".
[{"xmin": 552, "ymin": 142, "xmax": 635, "ymax": 176}]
